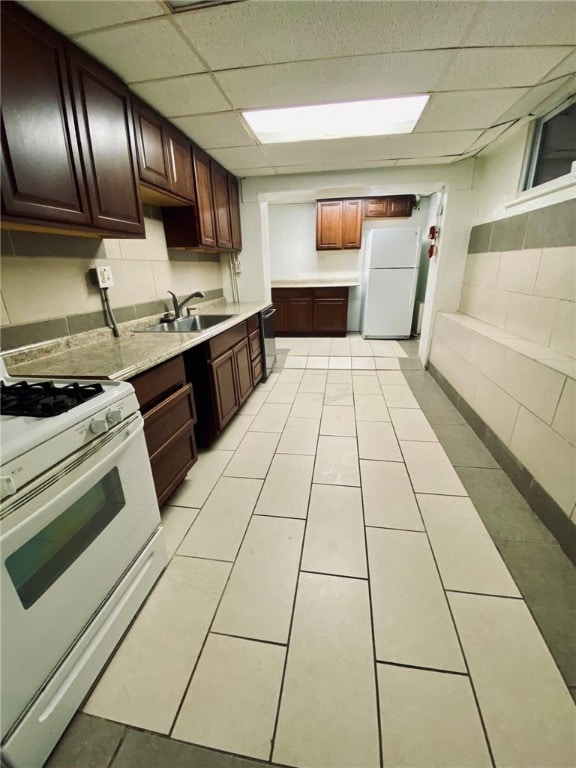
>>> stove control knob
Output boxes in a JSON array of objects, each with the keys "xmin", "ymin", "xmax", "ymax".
[
  {"xmin": 0, "ymin": 476, "xmax": 17, "ymax": 499},
  {"xmin": 90, "ymin": 418, "xmax": 109, "ymax": 435},
  {"xmin": 106, "ymin": 409, "xmax": 122, "ymax": 426}
]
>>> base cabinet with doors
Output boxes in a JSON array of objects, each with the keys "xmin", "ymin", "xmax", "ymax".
[
  {"xmin": 129, "ymin": 355, "xmax": 197, "ymax": 506},
  {"xmin": 185, "ymin": 315, "xmax": 262, "ymax": 447},
  {"xmin": 272, "ymin": 287, "xmax": 349, "ymax": 336}
]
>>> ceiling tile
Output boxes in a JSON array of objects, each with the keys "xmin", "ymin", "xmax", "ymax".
[
  {"xmin": 463, "ymin": 123, "xmax": 516, "ymax": 154},
  {"xmin": 261, "ymin": 131, "xmax": 482, "ymax": 166},
  {"xmin": 172, "ymin": 112, "xmax": 256, "ymax": 149},
  {"xmin": 435, "ymin": 47, "xmax": 574, "ymax": 91},
  {"xmin": 234, "ymin": 167, "xmax": 278, "ymax": 177},
  {"xmin": 174, "ymin": 1, "xmax": 475, "ymax": 70},
  {"xmin": 21, "ymin": 0, "xmax": 165, "ymax": 36},
  {"xmin": 463, "ymin": 1, "xmax": 576, "ymax": 46},
  {"xmin": 400, "ymin": 157, "xmax": 462, "ymax": 165},
  {"xmin": 75, "ymin": 19, "xmax": 205, "ymax": 83},
  {"xmin": 271, "ymin": 159, "xmax": 399, "ymax": 175},
  {"xmin": 131, "ymin": 74, "xmax": 230, "ymax": 117},
  {"xmin": 415, "ymin": 89, "xmax": 530, "ymax": 132},
  {"xmin": 497, "ymin": 75, "xmax": 576, "ymax": 121},
  {"xmin": 215, "ymin": 51, "xmax": 451, "ymax": 111},
  {"xmin": 209, "ymin": 146, "xmax": 274, "ymax": 171},
  {"xmin": 539, "ymin": 51, "xmax": 576, "ymax": 82}
]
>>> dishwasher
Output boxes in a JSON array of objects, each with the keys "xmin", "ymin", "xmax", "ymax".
[{"xmin": 259, "ymin": 305, "xmax": 277, "ymax": 380}]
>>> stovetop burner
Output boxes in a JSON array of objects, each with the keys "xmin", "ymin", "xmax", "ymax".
[{"xmin": 0, "ymin": 380, "xmax": 105, "ymax": 417}]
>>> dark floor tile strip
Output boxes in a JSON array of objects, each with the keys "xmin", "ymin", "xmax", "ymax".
[
  {"xmin": 426, "ymin": 363, "xmax": 576, "ymax": 566},
  {"xmin": 210, "ymin": 631, "xmax": 287, "ymax": 648},
  {"xmin": 299, "ymin": 568, "xmax": 368, "ymax": 581},
  {"xmin": 377, "ymin": 660, "xmax": 469, "ymax": 677}
]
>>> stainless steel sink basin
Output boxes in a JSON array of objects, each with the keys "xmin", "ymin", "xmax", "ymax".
[{"xmin": 140, "ymin": 315, "xmax": 235, "ymax": 333}]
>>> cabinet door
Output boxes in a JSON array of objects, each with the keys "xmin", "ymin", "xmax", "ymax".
[
  {"xmin": 288, "ymin": 299, "xmax": 314, "ymax": 332},
  {"xmin": 69, "ymin": 47, "xmax": 144, "ymax": 235},
  {"xmin": 210, "ymin": 349, "xmax": 238, "ymax": 430},
  {"xmin": 363, "ymin": 198, "xmax": 389, "ymax": 218},
  {"xmin": 132, "ymin": 99, "xmax": 170, "ymax": 189},
  {"xmin": 233, "ymin": 337, "xmax": 253, "ymax": 406},
  {"xmin": 211, "ymin": 162, "xmax": 233, "ymax": 249},
  {"xmin": 342, "ymin": 199, "xmax": 362, "ymax": 248},
  {"xmin": 388, "ymin": 195, "xmax": 414, "ymax": 217},
  {"xmin": 273, "ymin": 300, "xmax": 287, "ymax": 333},
  {"xmin": 0, "ymin": 4, "xmax": 91, "ymax": 226},
  {"xmin": 192, "ymin": 146, "xmax": 217, "ymax": 247},
  {"xmin": 228, "ymin": 174, "xmax": 242, "ymax": 251},
  {"xmin": 314, "ymin": 298, "xmax": 348, "ymax": 333},
  {"xmin": 167, "ymin": 128, "xmax": 194, "ymax": 202},
  {"xmin": 316, "ymin": 200, "xmax": 342, "ymax": 250}
]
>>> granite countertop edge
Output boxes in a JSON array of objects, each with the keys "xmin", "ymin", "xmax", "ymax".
[
  {"xmin": 4, "ymin": 301, "xmax": 271, "ymax": 381},
  {"xmin": 271, "ymin": 277, "xmax": 360, "ymax": 288}
]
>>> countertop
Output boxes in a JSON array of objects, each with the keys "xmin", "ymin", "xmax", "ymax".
[
  {"xmin": 4, "ymin": 301, "xmax": 270, "ymax": 381},
  {"xmin": 271, "ymin": 277, "xmax": 360, "ymax": 288}
]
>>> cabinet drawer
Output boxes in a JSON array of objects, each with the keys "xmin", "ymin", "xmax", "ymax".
[
  {"xmin": 252, "ymin": 355, "xmax": 263, "ymax": 384},
  {"xmin": 313, "ymin": 287, "xmax": 349, "ymax": 299},
  {"xmin": 249, "ymin": 328, "xmax": 262, "ymax": 360},
  {"xmin": 247, "ymin": 313, "xmax": 259, "ymax": 334},
  {"xmin": 207, "ymin": 321, "xmax": 247, "ymax": 360},
  {"xmin": 150, "ymin": 426, "xmax": 197, "ymax": 507},
  {"xmin": 143, "ymin": 383, "xmax": 196, "ymax": 460},
  {"xmin": 130, "ymin": 355, "xmax": 186, "ymax": 412}
]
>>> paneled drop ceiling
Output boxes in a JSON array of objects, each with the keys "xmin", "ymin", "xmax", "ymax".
[{"xmin": 22, "ymin": 0, "xmax": 576, "ymax": 177}]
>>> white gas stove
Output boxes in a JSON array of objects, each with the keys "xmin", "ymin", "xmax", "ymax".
[{"xmin": 0, "ymin": 357, "xmax": 167, "ymax": 768}]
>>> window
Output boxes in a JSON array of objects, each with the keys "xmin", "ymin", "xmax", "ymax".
[{"xmin": 524, "ymin": 97, "xmax": 576, "ymax": 190}]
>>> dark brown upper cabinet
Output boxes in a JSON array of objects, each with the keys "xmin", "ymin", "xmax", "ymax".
[
  {"xmin": 192, "ymin": 146, "xmax": 217, "ymax": 247},
  {"xmin": 363, "ymin": 195, "xmax": 415, "ymax": 218},
  {"xmin": 211, "ymin": 161, "xmax": 233, "ymax": 249},
  {"xmin": 0, "ymin": 2, "xmax": 144, "ymax": 237},
  {"xmin": 228, "ymin": 174, "xmax": 242, "ymax": 251},
  {"xmin": 316, "ymin": 199, "xmax": 362, "ymax": 250},
  {"xmin": 132, "ymin": 98, "xmax": 194, "ymax": 206},
  {"xmin": 0, "ymin": 4, "xmax": 91, "ymax": 229}
]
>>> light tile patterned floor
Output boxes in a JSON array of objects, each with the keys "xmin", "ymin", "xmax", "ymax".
[{"xmin": 82, "ymin": 335, "xmax": 575, "ymax": 768}]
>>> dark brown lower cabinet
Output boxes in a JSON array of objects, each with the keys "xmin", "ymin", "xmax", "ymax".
[
  {"xmin": 272, "ymin": 287, "xmax": 349, "ymax": 336},
  {"xmin": 210, "ymin": 348, "xmax": 239, "ymax": 431},
  {"xmin": 129, "ymin": 355, "xmax": 197, "ymax": 506},
  {"xmin": 247, "ymin": 314, "xmax": 263, "ymax": 386}
]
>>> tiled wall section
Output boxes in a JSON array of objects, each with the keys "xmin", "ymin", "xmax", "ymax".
[{"xmin": 0, "ymin": 206, "xmax": 224, "ymax": 350}]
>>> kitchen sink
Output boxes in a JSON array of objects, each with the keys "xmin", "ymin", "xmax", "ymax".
[{"xmin": 139, "ymin": 315, "xmax": 235, "ymax": 333}]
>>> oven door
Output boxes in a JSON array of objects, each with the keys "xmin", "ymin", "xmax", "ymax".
[{"xmin": 0, "ymin": 412, "xmax": 161, "ymax": 738}]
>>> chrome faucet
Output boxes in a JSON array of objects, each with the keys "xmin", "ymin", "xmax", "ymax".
[{"xmin": 167, "ymin": 290, "xmax": 205, "ymax": 320}]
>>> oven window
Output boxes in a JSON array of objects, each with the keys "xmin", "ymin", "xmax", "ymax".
[{"xmin": 5, "ymin": 467, "xmax": 126, "ymax": 609}]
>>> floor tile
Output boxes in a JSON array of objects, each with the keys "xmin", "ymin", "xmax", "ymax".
[
  {"xmin": 449, "ymin": 592, "xmax": 576, "ymax": 768},
  {"xmin": 417, "ymin": 494, "xmax": 521, "ymax": 597},
  {"xmin": 284, "ymin": 356, "xmax": 307, "ymax": 368},
  {"xmin": 351, "ymin": 357, "xmax": 376, "ymax": 369},
  {"xmin": 277, "ymin": 369, "xmax": 304, "ymax": 383},
  {"xmin": 330, "ymin": 346, "xmax": 351, "ymax": 357},
  {"xmin": 276, "ymin": 416, "xmax": 320, "ymax": 455},
  {"xmin": 361, "ymin": 460, "xmax": 424, "ymax": 531},
  {"xmin": 212, "ymin": 516, "xmax": 304, "ymax": 644},
  {"xmin": 248, "ymin": 402, "xmax": 291, "ymax": 432},
  {"xmin": 309, "ymin": 343, "xmax": 331, "ymax": 355},
  {"xmin": 376, "ymin": 371, "xmax": 407, "ymax": 386},
  {"xmin": 357, "ymin": 421, "xmax": 402, "ymax": 461},
  {"xmin": 377, "ymin": 664, "xmax": 491, "ymax": 768},
  {"xmin": 83, "ymin": 557, "xmax": 231, "ymax": 733},
  {"xmin": 298, "ymin": 374, "xmax": 327, "ymax": 393},
  {"xmin": 374, "ymin": 357, "xmax": 401, "ymax": 369},
  {"xmin": 256, "ymin": 372, "xmax": 280, "ymax": 391},
  {"xmin": 320, "ymin": 405, "xmax": 357, "ymax": 436},
  {"xmin": 367, "ymin": 528, "xmax": 466, "ymax": 672},
  {"xmin": 327, "ymin": 370, "xmax": 352, "ymax": 383},
  {"xmin": 172, "ymin": 635, "xmax": 285, "ymax": 760},
  {"xmin": 170, "ymin": 450, "xmax": 233, "ymax": 508},
  {"xmin": 381, "ymin": 385, "xmax": 420, "ymax": 408},
  {"xmin": 239, "ymin": 390, "xmax": 269, "ymax": 416},
  {"xmin": 178, "ymin": 477, "xmax": 262, "ymax": 562},
  {"xmin": 432, "ymin": 423, "xmax": 500, "ymax": 468},
  {"xmin": 390, "ymin": 341, "xmax": 408, "ymax": 357},
  {"xmin": 160, "ymin": 505, "xmax": 199, "ymax": 560},
  {"xmin": 254, "ymin": 453, "xmax": 314, "ymax": 519},
  {"xmin": 302, "ymin": 485, "xmax": 367, "ymax": 578},
  {"xmin": 273, "ymin": 573, "xmax": 380, "ymax": 768},
  {"xmin": 389, "ymin": 408, "xmax": 438, "ymax": 442},
  {"xmin": 291, "ymin": 391, "xmax": 324, "ymax": 418},
  {"xmin": 265, "ymin": 382, "xmax": 300, "ymax": 404},
  {"xmin": 324, "ymin": 382, "xmax": 354, "ymax": 406},
  {"xmin": 307, "ymin": 356, "xmax": 329, "ymax": 369},
  {"xmin": 416, "ymin": 392, "xmax": 468, "ymax": 425},
  {"xmin": 354, "ymin": 393, "xmax": 390, "ymax": 421},
  {"xmin": 112, "ymin": 728, "xmax": 271, "ymax": 768},
  {"xmin": 313, "ymin": 435, "xmax": 360, "ymax": 486},
  {"xmin": 352, "ymin": 375, "xmax": 382, "ymax": 394},
  {"xmin": 328, "ymin": 356, "xmax": 352, "ymax": 369},
  {"xmin": 224, "ymin": 432, "xmax": 280, "ymax": 479},
  {"xmin": 44, "ymin": 713, "xmax": 125, "ymax": 768},
  {"xmin": 401, "ymin": 441, "xmax": 468, "ymax": 495},
  {"xmin": 212, "ymin": 413, "xmax": 255, "ymax": 450},
  {"xmin": 369, "ymin": 340, "xmax": 397, "ymax": 356}
]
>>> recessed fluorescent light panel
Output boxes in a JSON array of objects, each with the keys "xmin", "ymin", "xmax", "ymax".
[{"xmin": 243, "ymin": 96, "xmax": 430, "ymax": 144}]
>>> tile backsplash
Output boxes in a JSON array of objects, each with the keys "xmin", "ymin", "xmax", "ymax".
[{"xmin": 0, "ymin": 206, "xmax": 224, "ymax": 350}]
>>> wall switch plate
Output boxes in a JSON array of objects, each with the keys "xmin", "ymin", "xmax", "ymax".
[{"xmin": 95, "ymin": 265, "xmax": 114, "ymax": 288}]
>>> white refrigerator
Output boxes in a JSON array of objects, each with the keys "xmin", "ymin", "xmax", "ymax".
[{"xmin": 361, "ymin": 227, "xmax": 420, "ymax": 339}]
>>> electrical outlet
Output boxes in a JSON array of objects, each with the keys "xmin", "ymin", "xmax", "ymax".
[
  {"xmin": 235, "ymin": 260, "xmax": 242, "ymax": 274},
  {"xmin": 95, "ymin": 265, "xmax": 114, "ymax": 288}
]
